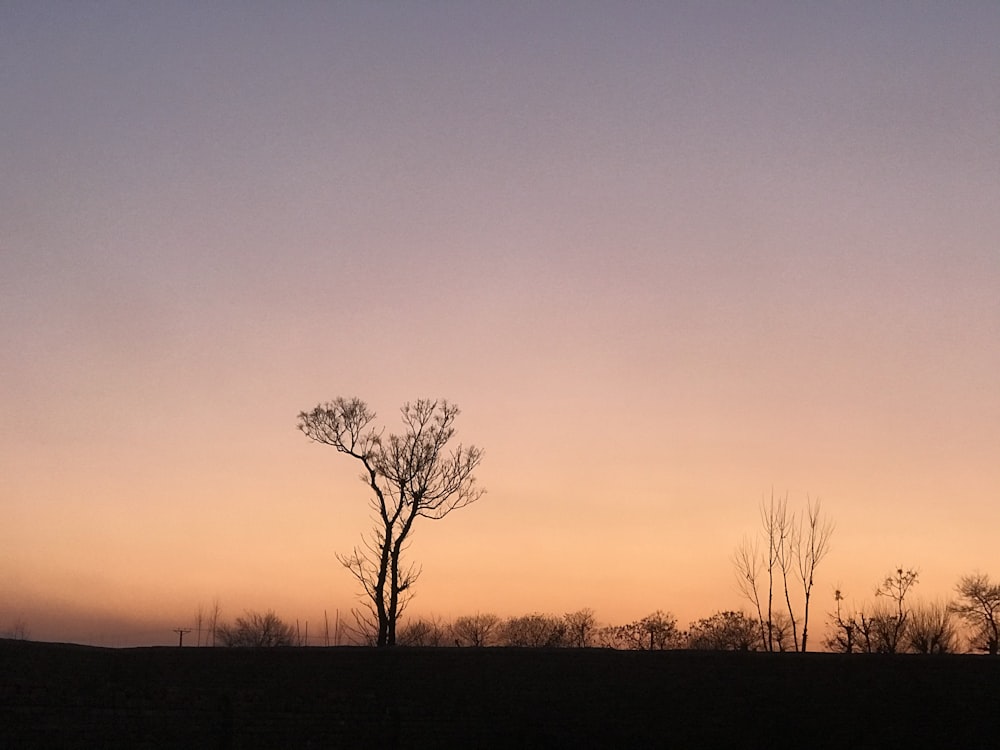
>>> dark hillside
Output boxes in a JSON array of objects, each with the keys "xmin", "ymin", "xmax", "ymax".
[{"xmin": 2, "ymin": 639, "xmax": 998, "ymax": 748}]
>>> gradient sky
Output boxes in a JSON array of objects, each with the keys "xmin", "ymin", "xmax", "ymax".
[{"xmin": 2, "ymin": 2, "xmax": 998, "ymax": 646}]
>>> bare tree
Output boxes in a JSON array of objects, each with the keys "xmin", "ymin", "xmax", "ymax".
[
  {"xmin": 796, "ymin": 498, "xmax": 833, "ymax": 651},
  {"xmin": 500, "ymin": 614, "xmax": 568, "ymax": 647},
  {"xmin": 208, "ymin": 598, "xmax": 222, "ymax": 647},
  {"xmin": 216, "ymin": 610, "xmax": 296, "ymax": 647},
  {"xmin": 298, "ymin": 398, "xmax": 484, "ymax": 647},
  {"xmin": 563, "ymin": 608, "xmax": 597, "ymax": 648},
  {"xmin": 825, "ymin": 588, "xmax": 856, "ymax": 653},
  {"xmin": 397, "ymin": 615, "xmax": 450, "ymax": 647},
  {"xmin": 829, "ymin": 568, "xmax": 920, "ymax": 654},
  {"xmin": 451, "ymin": 613, "xmax": 500, "ymax": 647},
  {"xmin": 733, "ymin": 492, "xmax": 833, "ymax": 651},
  {"xmin": 951, "ymin": 572, "xmax": 1000, "ymax": 655},
  {"xmin": 194, "ymin": 604, "xmax": 205, "ymax": 647},
  {"xmin": 770, "ymin": 610, "xmax": 796, "ymax": 652},
  {"xmin": 687, "ymin": 611, "xmax": 760, "ymax": 651},
  {"xmin": 600, "ymin": 611, "xmax": 682, "ymax": 651},
  {"xmin": 733, "ymin": 534, "xmax": 768, "ymax": 649},
  {"xmin": 872, "ymin": 567, "xmax": 919, "ymax": 653},
  {"xmin": 906, "ymin": 601, "xmax": 959, "ymax": 654},
  {"xmin": 3, "ymin": 617, "xmax": 29, "ymax": 640}
]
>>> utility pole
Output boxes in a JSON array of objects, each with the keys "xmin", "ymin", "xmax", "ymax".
[{"xmin": 173, "ymin": 627, "xmax": 191, "ymax": 647}]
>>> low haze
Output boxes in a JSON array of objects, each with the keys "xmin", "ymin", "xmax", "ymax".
[{"xmin": 2, "ymin": 2, "xmax": 998, "ymax": 645}]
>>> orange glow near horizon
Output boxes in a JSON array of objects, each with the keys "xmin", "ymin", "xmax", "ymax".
[{"xmin": 2, "ymin": 4, "xmax": 999, "ymax": 647}]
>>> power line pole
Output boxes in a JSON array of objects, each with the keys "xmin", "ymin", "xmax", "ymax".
[{"xmin": 173, "ymin": 627, "xmax": 191, "ymax": 647}]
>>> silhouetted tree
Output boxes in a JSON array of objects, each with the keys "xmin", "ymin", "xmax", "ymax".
[
  {"xmin": 951, "ymin": 572, "xmax": 1000, "ymax": 655},
  {"xmin": 499, "ymin": 614, "xmax": 567, "ymax": 647},
  {"xmin": 216, "ymin": 610, "xmax": 295, "ymax": 647},
  {"xmin": 863, "ymin": 603, "xmax": 908, "ymax": 654},
  {"xmin": 905, "ymin": 601, "xmax": 959, "ymax": 654},
  {"xmin": 825, "ymin": 588, "xmax": 856, "ymax": 653},
  {"xmin": 796, "ymin": 499, "xmax": 833, "ymax": 651},
  {"xmin": 397, "ymin": 615, "xmax": 450, "ymax": 647},
  {"xmin": 600, "ymin": 611, "xmax": 682, "ymax": 650},
  {"xmin": 687, "ymin": 611, "xmax": 760, "ymax": 650},
  {"xmin": 733, "ymin": 493, "xmax": 832, "ymax": 651},
  {"xmin": 3, "ymin": 618, "xmax": 29, "ymax": 641},
  {"xmin": 298, "ymin": 398, "xmax": 484, "ymax": 647},
  {"xmin": 827, "ymin": 568, "xmax": 920, "ymax": 654},
  {"xmin": 194, "ymin": 604, "xmax": 205, "ymax": 646},
  {"xmin": 872, "ymin": 567, "xmax": 919, "ymax": 653},
  {"xmin": 451, "ymin": 613, "xmax": 500, "ymax": 647},
  {"xmin": 208, "ymin": 597, "xmax": 222, "ymax": 647},
  {"xmin": 563, "ymin": 608, "xmax": 597, "ymax": 647}
]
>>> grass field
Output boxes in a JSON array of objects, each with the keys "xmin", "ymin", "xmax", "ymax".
[{"xmin": 2, "ymin": 638, "xmax": 998, "ymax": 748}]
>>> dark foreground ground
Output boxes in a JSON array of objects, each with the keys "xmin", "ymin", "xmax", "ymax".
[{"xmin": 2, "ymin": 639, "xmax": 998, "ymax": 749}]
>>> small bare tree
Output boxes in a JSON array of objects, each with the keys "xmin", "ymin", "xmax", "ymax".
[
  {"xmin": 796, "ymin": 499, "xmax": 834, "ymax": 651},
  {"xmin": 216, "ymin": 610, "xmax": 296, "ymax": 647},
  {"xmin": 563, "ymin": 609, "xmax": 597, "ymax": 648},
  {"xmin": 733, "ymin": 492, "xmax": 833, "ymax": 651},
  {"xmin": 600, "ymin": 611, "xmax": 682, "ymax": 651},
  {"xmin": 451, "ymin": 613, "xmax": 500, "ymax": 647},
  {"xmin": 194, "ymin": 604, "xmax": 205, "ymax": 647},
  {"xmin": 500, "ymin": 614, "xmax": 567, "ymax": 647},
  {"xmin": 906, "ymin": 601, "xmax": 959, "ymax": 654},
  {"xmin": 3, "ymin": 617, "xmax": 30, "ymax": 640},
  {"xmin": 298, "ymin": 398, "xmax": 484, "ymax": 647},
  {"xmin": 873, "ymin": 567, "xmax": 919, "ymax": 653},
  {"xmin": 829, "ymin": 568, "xmax": 920, "ymax": 653},
  {"xmin": 208, "ymin": 598, "xmax": 222, "ymax": 647},
  {"xmin": 397, "ymin": 615, "xmax": 449, "ymax": 647},
  {"xmin": 951, "ymin": 572, "xmax": 1000, "ymax": 655},
  {"xmin": 770, "ymin": 610, "xmax": 796, "ymax": 652},
  {"xmin": 825, "ymin": 588, "xmax": 856, "ymax": 653},
  {"xmin": 687, "ymin": 611, "xmax": 760, "ymax": 651}
]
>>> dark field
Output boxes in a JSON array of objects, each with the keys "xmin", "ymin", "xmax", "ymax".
[{"xmin": 2, "ymin": 639, "xmax": 998, "ymax": 749}]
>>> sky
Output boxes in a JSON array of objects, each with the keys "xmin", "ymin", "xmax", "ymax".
[{"xmin": 2, "ymin": 1, "xmax": 998, "ymax": 647}]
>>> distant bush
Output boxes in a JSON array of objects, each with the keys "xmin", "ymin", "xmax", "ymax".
[
  {"xmin": 499, "ymin": 613, "xmax": 568, "ymax": 647},
  {"xmin": 905, "ymin": 601, "xmax": 960, "ymax": 654},
  {"xmin": 599, "ymin": 611, "xmax": 682, "ymax": 650},
  {"xmin": 687, "ymin": 611, "xmax": 760, "ymax": 651},
  {"xmin": 397, "ymin": 615, "xmax": 450, "ymax": 647},
  {"xmin": 216, "ymin": 610, "xmax": 296, "ymax": 647},
  {"xmin": 451, "ymin": 613, "xmax": 501, "ymax": 647},
  {"xmin": 3, "ymin": 618, "xmax": 29, "ymax": 641}
]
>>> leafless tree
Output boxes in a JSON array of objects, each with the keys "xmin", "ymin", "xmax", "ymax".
[
  {"xmin": 563, "ymin": 608, "xmax": 597, "ymax": 648},
  {"xmin": 825, "ymin": 588, "xmax": 856, "ymax": 653},
  {"xmin": 906, "ymin": 601, "xmax": 959, "ymax": 654},
  {"xmin": 451, "ymin": 613, "xmax": 500, "ymax": 647},
  {"xmin": 872, "ymin": 567, "xmax": 919, "ymax": 653},
  {"xmin": 951, "ymin": 572, "xmax": 1000, "ymax": 655},
  {"xmin": 208, "ymin": 598, "xmax": 222, "ymax": 647},
  {"xmin": 796, "ymin": 499, "xmax": 833, "ymax": 651},
  {"xmin": 733, "ymin": 534, "xmax": 768, "ymax": 648},
  {"xmin": 686, "ymin": 611, "xmax": 760, "ymax": 651},
  {"xmin": 499, "ymin": 614, "xmax": 567, "ymax": 647},
  {"xmin": 866, "ymin": 603, "xmax": 910, "ymax": 654},
  {"xmin": 733, "ymin": 492, "xmax": 833, "ymax": 651},
  {"xmin": 770, "ymin": 610, "xmax": 796, "ymax": 652},
  {"xmin": 216, "ymin": 610, "xmax": 296, "ymax": 647},
  {"xmin": 829, "ymin": 568, "xmax": 920, "ymax": 654},
  {"xmin": 600, "ymin": 611, "xmax": 682, "ymax": 650},
  {"xmin": 3, "ymin": 617, "xmax": 29, "ymax": 640},
  {"xmin": 397, "ymin": 615, "xmax": 450, "ymax": 647},
  {"xmin": 194, "ymin": 604, "xmax": 205, "ymax": 647},
  {"xmin": 298, "ymin": 398, "xmax": 484, "ymax": 647}
]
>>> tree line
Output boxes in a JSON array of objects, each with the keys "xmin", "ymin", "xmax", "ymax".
[
  {"xmin": 290, "ymin": 395, "xmax": 997, "ymax": 654},
  {"xmin": 202, "ymin": 581, "xmax": 999, "ymax": 653}
]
